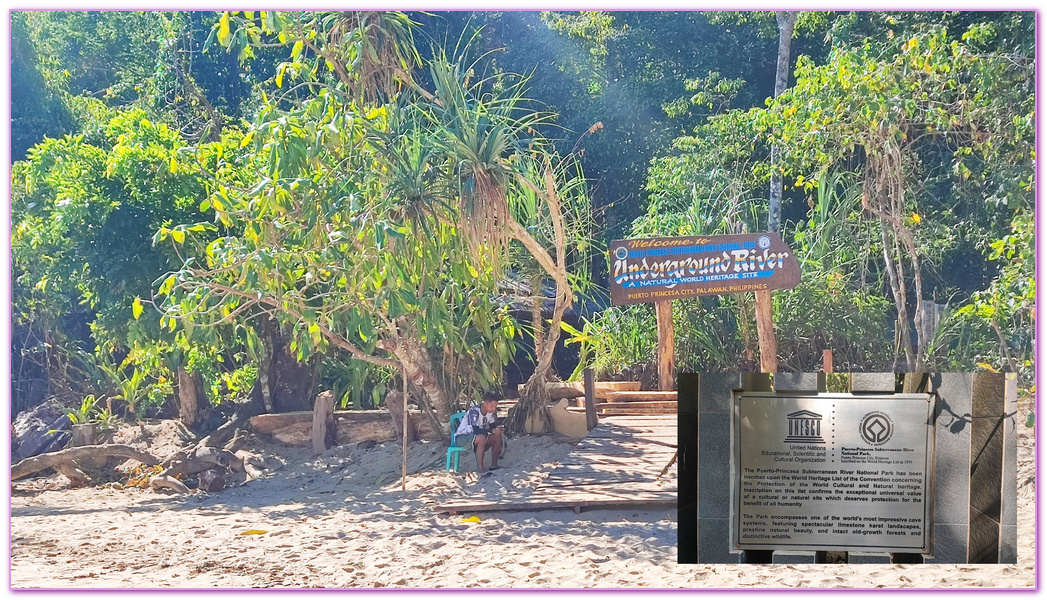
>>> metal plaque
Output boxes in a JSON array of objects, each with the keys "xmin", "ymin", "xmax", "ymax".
[
  {"xmin": 730, "ymin": 393, "xmax": 935, "ymax": 554},
  {"xmin": 609, "ymin": 233, "xmax": 800, "ymax": 306}
]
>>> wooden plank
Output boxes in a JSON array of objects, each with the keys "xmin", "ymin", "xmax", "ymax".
[
  {"xmin": 435, "ymin": 495, "xmax": 676, "ymax": 515},
  {"xmin": 536, "ymin": 475, "xmax": 657, "ymax": 483},
  {"xmin": 561, "ymin": 458, "xmax": 674, "ymax": 467},
  {"xmin": 542, "ymin": 469, "xmax": 659, "ymax": 479},
  {"xmin": 598, "ymin": 416, "xmax": 677, "ymax": 422}
]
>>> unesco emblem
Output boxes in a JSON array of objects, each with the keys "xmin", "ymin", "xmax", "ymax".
[
  {"xmin": 783, "ymin": 410, "xmax": 825, "ymax": 444},
  {"xmin": 860, "ymin": 411, "xmax": 894, "ymax": 445},
  {"xmin": 757, "ymin": 235, "xmax": 772, "ymax": 249}
]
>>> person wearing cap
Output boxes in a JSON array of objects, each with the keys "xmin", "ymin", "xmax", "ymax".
[{"xmin": 454, "ymin": 392, "xmax": 504, "ymax": 474}]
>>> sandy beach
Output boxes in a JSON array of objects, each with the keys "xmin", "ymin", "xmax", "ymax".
[{"xmin": 10, "ymin": 420, "xmax": 1035, "ymax": 589}]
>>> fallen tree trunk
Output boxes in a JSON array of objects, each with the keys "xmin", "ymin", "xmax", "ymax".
[{"xmin": 12, "ymin": 444, "xmax": 160, "ymax": 481}]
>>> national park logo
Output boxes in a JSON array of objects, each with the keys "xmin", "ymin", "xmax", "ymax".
[
  {"xmin": 783, "ymin": 410, "xmax": 825, "ymax": 444},
  {"xmin": 859, "ymin": 411, "xmax": 894, "ymax": 446}
]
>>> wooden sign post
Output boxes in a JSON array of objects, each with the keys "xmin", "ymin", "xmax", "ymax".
[
  {"xmin": 655, "ymin": 300, "xmax": 676, "ymax": 390},
  {"xmin": 609, "ymin": 233, "xmax": 800, "ymax": 378},
  {"xmin": 754, "ymin": 290, "xmax": 777, "ymax": 373}
]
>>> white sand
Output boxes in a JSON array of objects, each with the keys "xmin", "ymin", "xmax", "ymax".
[{"xmin": 9, "ymin": 421, "xmax": 1035, "ymax": 589}]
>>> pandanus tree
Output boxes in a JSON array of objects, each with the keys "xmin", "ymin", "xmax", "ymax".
[
  {"xmin": 422, "ymin": 56, "xmax": 593, "ymax": 434},
  {"xmin": 156, "ymin": 89, "xmax": 515, "ymax": 436},
  {"xmin": 159, "ymin": 11, "xmax": 591, "ymax": 436}
]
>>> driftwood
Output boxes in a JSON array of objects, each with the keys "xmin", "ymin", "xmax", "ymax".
[
  {"xmin": 54, "ymin": 462, "xmax": 91, "ymax": 487},
  {"xmin": 658, "ymin": 450, "xmax": 679, "ymax": 479},
  {"xmin": 162, "ymin": 446, "xmax": 241, "ymax": 479},
  {"xmin": 196, "ymin": 400, "xmax": 263, "ymax": 449},
  {"xmin": 149, "ymin": 475, "xmax": 191, "ymax": 494},
  {"xmin": 198, "ymin": 469, "xmax": 226, "ymax": 492},
  {"xmin": 11, "ymin": 444, "xmax": 160, "ymax": 481},
  {"xmin": 235, "ymin": 450, "xmax": 268, "ymax": 480},
  {"xmin": 312, "ymin": 390, "xmax": 336, "ymax": 455}
]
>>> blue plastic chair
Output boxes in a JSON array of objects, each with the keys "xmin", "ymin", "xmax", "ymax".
[{"xmin": 445, "ymin": 411, "xmax": 469, "ymax": 472}]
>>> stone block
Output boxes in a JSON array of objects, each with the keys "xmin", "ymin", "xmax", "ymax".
[
  {"xmin": 930, "ymin": 374, "xmax": 972, "ymax": 533},
  {"xmin": 773, "ymin": 372, "xmax": 824, "ymax": 393},
  {"xmin": 699, "ymin": 372, "xmax": 740, "ymax": 412},
  {"xmin": 968, "ymin": 415, "xmax": 1003, "ymax": 519},
  {"xmin": 1002, "ymin": 375, "xmax": 1018, "ymax": 529},
  {"xmin": 971, "ymin": 372, "xmax": 1005, "ymax": 418},
  {"xmin": 741, "ymin": 373, "xmax": 772, "ymax": 392},
  {"xmin": 772, "ymin": 552, "xmax": 815, "ymax": 564},
  {"xmin": 968, "ymin": 508, "xmax": 1001, "ymax": 563},
  {"xmin": 1000, "ymin": 524, "xmax": 1017, "ymax": 564},
  {"xmin": 697, "ymin": 518, "xmax": 742, "ymax": 564},
  {"xmin": 925, "ymin": 522, "xmax": 968, "ymax": 564},
  {"xmin": 698, "ymin": 411, "xmax": 731, "ymax": 519},
  {"xmin": 848, "ymin": 552, "xmax": 892, "ymax": 564},
  {"xmin": 678, "ymin": 373, "xmax": 699, "ymax": 416},
  {"xmin": 850, "ymin": 373, "xmax": 897, "ymax": 393}
]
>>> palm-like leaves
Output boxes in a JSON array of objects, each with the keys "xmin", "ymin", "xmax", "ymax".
[{"xmin": 426, "ymin": 55, "xmax": 553, "ymax": 263}]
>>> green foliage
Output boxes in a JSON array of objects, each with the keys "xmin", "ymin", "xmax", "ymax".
[
  {"xmin": 936, "ymin": 212, "xmax": 1034, "ymax": 381},
  {"xmin": 562, "ymin": 306, "xmax": 655, "ymax": 381},
  {"xmin": 183, "ymin": 337, "xmax": 259, "ymax": 406},
  {"xmin": 96, "ymin": 343, "xmax": 175, "ymax": 418},
  {"xmin": 66, "ymin": 394, "xmax": 100, "ymax": 426}
]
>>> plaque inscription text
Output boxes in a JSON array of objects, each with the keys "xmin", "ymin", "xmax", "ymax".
[{"xmin": 730, "ymin": 393, "xmax": 935, "ymax": 554}]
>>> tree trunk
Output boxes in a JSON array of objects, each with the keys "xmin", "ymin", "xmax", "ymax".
[
  {"xmin": 377, "ymin": 333, "xmax": 452, "ymax": 442},
  {"xmin": 768, "ymin": 10, "xmax": 799, "ymax": 235},
  {"xmin": 259, "ymin": 317, "xmax": 321, "ymax": 413},
  {"xmin": 505, "ymin": 166, "xmax": 574, "ymax": 436}
]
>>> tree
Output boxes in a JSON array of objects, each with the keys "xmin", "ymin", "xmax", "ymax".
[
  {"xmin": 767, "ymin": 11, "xmax": 798, "ymax": 235},
  {"xmin": 768, "ymin": 25, "xmax": 1033, "ymax": 370}
]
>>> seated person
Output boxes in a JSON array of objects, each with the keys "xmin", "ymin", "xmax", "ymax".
[{"xmin": 454, "ymin": 392, "xmax": 504, "ymax": 474}]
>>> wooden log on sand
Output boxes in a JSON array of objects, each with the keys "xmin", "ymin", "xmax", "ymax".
[
  {"xmin": 250, "ymin": 410, "xmax": 440, "ymax": 447},
  {"xmin": 312, "ymin": 390, "xmax": 336, "ymax": 455},
  {"xmin": 12, "ymin": 444, "xmax": 161, "ymax": 481}
]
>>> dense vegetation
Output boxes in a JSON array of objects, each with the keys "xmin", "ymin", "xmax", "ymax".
[{"xmin": 10, "ymin": 11, "xmax": 1034, "ymax": 434}]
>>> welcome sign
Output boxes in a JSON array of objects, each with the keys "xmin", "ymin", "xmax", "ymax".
[
  {"xmin": 730, "ymin": 393, "xmax": 936, "ymax": 554},
  {"xmin": 609, "ymin": 233, "xmax": 801, "ymax": 306}
]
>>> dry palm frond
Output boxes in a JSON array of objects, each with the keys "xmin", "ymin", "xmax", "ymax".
[
  {"xmin": 323, "ymin": 11, "xmax": 421, "ymax": 106},
  {"xmin": 459, "ymin": 167, "xmax": 512, "ymax": 273}
]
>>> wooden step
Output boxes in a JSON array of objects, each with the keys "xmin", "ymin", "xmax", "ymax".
[
  {"xmin": 603, "ymin": 391, "xmax": 678, "ymax": 403},
  {"xmin": 597, "ymin": 402, "xmax": 678, "ymax": 416},
  {"xmin": 516, "ymin": 380, "xmax": 642, "ymax": 400},
  {"xmin": 596, "ymin": 401, "xmax": 677, "ymax": 411}
]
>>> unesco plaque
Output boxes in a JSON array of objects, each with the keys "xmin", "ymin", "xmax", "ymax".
[{"xmin": 730, "ymin": 393, "xmax": 935, "ymax": 554}]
